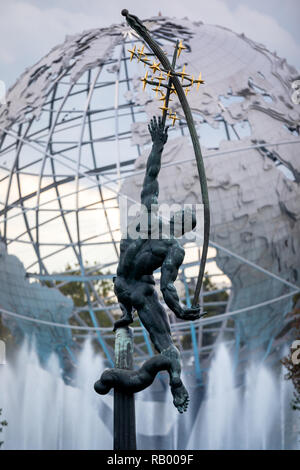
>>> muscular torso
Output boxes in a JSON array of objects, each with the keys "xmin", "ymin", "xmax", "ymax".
[{"xmin": 118, "ymin": 236, "xmax": 175, "ymax": 280}]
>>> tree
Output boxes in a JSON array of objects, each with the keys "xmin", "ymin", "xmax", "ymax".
[
  {"xmin": 46, "ymin": 262, "xmax": 115, "ymax": 329},
  {"xmin": 281, "ymin": 294, "xmax": 300, "ymax": 410},
  {"xmin": 45, "ymin": 262, "xmax": 116, "ymax": 351},
  {"xmin": 0, "ymin": 315, "xmax": 14, "ymax": 353},
  {"xmin": 181, "ymin": 272, "xmax": 229, "ymax": 350},
  {"xmin": 0, "ymin": 409, "xmax": 7, "ymax": 449}
]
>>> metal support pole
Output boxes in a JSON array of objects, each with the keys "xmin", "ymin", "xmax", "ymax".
[
  {"xmin": 95, "ymin": 326, "xmax": 174, "ymax": 450},
  {"xmin": 113, "ymin": 326, "xmax": 136, "ymax": 450}
]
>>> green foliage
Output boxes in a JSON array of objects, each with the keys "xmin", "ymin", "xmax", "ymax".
[
  {"xmin": 181, "ymin": 273, "xmax": 229, "ymax": 350},
  {"xmin": 0, "ymin": 316, "xmax": 14, "ymax": 349},
  {"xmin": 0, "ymin": 316, "xmax": 15, "ymax": 370},
  {"xmin": 46, "ymin": 262, "xmax": 115, "ymax": 332},
  {"xmin": 202, "ymin": 275, "xmax": 229, "ymax": 317},
  {"xmin": 0, "ymin": 409, "xmax": 8, "ymax": 449}
]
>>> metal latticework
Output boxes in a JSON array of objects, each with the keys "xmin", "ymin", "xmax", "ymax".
[{"xmin": 0, "ymin": 16, "xmax": 299, "ymax": 380}]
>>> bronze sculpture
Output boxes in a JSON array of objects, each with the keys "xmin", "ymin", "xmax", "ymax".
[
  {"xmin": 95, "ymin": 9, "xmax": 210, "ymax": 449},
  {"xmin": 113, "ymin": 116, "xmax": 204, "ymax": 413}
]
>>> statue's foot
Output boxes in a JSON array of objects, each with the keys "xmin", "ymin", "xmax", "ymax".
[
  {"xmin": 113, "ymin": 316, "xmax": 133, "ymax": 332},
  {"xmin": 170, "ymin": 378, "xmax": 189, "ymax": 414}
]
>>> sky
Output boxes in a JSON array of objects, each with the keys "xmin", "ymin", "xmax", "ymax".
[{"xmin": 0, "ymin": 0, "xmax": 299, "ymax": 91}]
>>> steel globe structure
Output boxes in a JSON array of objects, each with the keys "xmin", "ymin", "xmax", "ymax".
[{"xmin": 0, "ymin": 15, "xmax": 299, "ymax": 379}]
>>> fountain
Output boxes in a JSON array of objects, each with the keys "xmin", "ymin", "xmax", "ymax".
[
  {"xmin": 0, "ymin": 341, "xmax": 298, "ymax": 450},
  {"xmin": 187, "ymin": 344, "xmax": 299, "ymax": 450},
  {"xmin": 0, "ymin": 340, "xmax": 112, "ymax": 450}
]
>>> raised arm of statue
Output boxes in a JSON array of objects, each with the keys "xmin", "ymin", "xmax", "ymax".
[{"xmin": 141, "ymin": 116, "xmax": 168, "ymax": 211}]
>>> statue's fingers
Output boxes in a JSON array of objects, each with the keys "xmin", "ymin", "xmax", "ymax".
[{"xmin": 187, "ymin": 314, "xmax": 199, "ymax": 320}]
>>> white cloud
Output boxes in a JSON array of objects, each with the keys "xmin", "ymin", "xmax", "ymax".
[
  {"xmin": 199, "ymin": 1, "xmax": 300, "ymax": 69},
  {"xmin": 0, "ymin": 1, "xmax": 108, "ymax": 86},
  {"xmin": 0, "ymin": 1, "xmax": 299, "ymax": 88}
]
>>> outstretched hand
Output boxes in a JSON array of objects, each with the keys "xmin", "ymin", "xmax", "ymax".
[
  {"xmin": 148, "ymin": 116, "xmax": 169, "ymax": 145},
  {"xmin": 177, "ymin": 305, "xmax": 207, "ymax": 321}
]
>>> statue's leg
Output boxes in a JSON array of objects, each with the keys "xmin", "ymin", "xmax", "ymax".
[
  {"xmin": 113, "ymin": 301, "xmax": 134, "ymax": 331},
  {"xmin": 113, "ymin": 277, "xmax": 134, "ymax": 331},
  {"xmin": 132, "ymin": 286, "xmax": 189, "ymax": 413}
]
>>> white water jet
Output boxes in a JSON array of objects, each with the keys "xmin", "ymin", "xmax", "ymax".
[
  {"xmin": 244, "ymin": 364, "xmax": 278, "ymax": 450},
  {"xmin": 187, "ymin": 344, "xmax": 299, "ymax": 450},
  {"xmin": 0, "ymin": 340, "xmax": 112, "ymax": 450},
  {"xmin": 205, "ymin": 344, "xmax": 239, "ymax": 449},
  {"xmin": 280, "ymin": 362, "xmax": 286, "ymax": 450},
  {"xmin": 0, "ymin": 341, "xmax": 298, "ymax": 450}
]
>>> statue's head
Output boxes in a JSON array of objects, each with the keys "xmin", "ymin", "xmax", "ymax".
[
  {"xmin": 170, "ymin": 207, "xmax": 197, "ymax": 238},
  {"xmin": 124, "ymin": 204, "xmax": 197, "ymax": 240}
]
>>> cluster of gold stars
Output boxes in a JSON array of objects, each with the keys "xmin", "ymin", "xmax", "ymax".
[{"xmin": 128, "ymin": 39, "xmax": 205, "ymax": 125}]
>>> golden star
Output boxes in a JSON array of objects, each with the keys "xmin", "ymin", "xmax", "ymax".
[
  {"xmin": 159, "ymin": 101, "xmax": 169, "ymax": 114},
  {"xmin": 143, "ymin": 55, "xmax": 150, "ymax": 67},
  {"xmin": 158, "ymin": 93, "xmax": 172, "ymax": 102},
  {"xmin": 196, "ymin": 72, "xmax": 205, "ymax": 90},
  {"xmin": 149, "ymin": 60, "xmax": 161, "ymax": 75},
  {"xmin": 128, "ymin": 45, "xmax": 136, "ymax": 62},
  {"xmin": 176, "ymin": 40, "xmax": 187, "ymax": 58},
  {"xmin": 137, "ymin": 45, "xmax": 145, "ymax": 62},
  {"xmin": 170, "ymin": 112, "xmax": 180, "ymax": 126},
  {"xmin": 180, "ymin": 65, "xmax": 189, "ymax": 83},
  {"xmin": 157, "ymin": 72, "xmax": 165, "ymax": 86},
  {"xmin": 141, "ymin": 71, "xmax": 148, "ymax": 91},
  {"xmin": 170, "ymin": 84, "xmax": 177, "ymax": 95},
  {"xmin": 185, "ymin": 87, "xmax": 190, "ymax": 96},
  {"xmin": 152, "ymin": 85, "xmax": 161, "ymax": 97}
]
